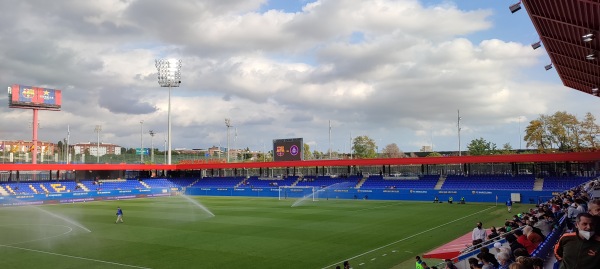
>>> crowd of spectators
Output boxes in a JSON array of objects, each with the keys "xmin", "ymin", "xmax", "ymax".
[{"xmin": 441, "ymin": 178, "xmax": 600, "ymax": 269}]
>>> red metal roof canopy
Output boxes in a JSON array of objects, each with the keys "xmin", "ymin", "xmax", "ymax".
[
  {"xmin": 0, "ymin": 152, "xmax": 598, "ymax": 171},
  {"xmin": 522, "ymin": 0, "xmax": 600, "ymax": 96}
]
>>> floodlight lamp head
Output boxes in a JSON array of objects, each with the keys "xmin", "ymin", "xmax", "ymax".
[
  {"xmin": 155, "ymin": 59, "xmax": 182, "ymax": 87},
  {"xmin": 544, "ymin": 64, "xmax": 553, "ymax": 71},
  {"xmin": 582, "ymin": 33, "xmax": 595, "ymax": 42},
  {"xmin": 509, "ymin": 2, "xmax": 522, "ymax": 13},
  {"xmin": 531, "ymin": 41, "xmax": 541, "ymax": 50},
  {"xmin": 586, "ymin": 52, "xmax": 597, "ymax": 61},
  {"xmin": 593, "ymin": 88, "xmax": 599, "ymax": 96}
]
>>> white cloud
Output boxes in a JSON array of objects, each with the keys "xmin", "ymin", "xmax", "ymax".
[{"xmin": 0, "ymin": 0, "xmax": 594, "ymax": 154}]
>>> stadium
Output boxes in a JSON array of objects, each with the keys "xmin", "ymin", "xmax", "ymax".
[{"xmin": 1, "ymin": 1, "xmax": 600, "ymax": 269}]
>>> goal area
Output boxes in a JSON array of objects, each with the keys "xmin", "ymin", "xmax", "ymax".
[{"xmin": 277, "ymin": 186, "xmax": 319, "ymax": 201}]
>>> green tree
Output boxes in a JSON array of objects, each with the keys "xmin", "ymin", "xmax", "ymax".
[
  {"xmin": 548, "ymin": 111, "xmax": 579, "ymax": 151},
  {"xmin": 580, "ymin": 112, "xmax": 600, "ymax": 149},
  {"xmin": 303, "ymin": 143, "xmax": 312, "ymax": 160},
  {"xmin": 312, "ymin": 150, "xmax": 323, "ymax": 159},
  {"xmin": 352, "ymin": 135, "xmax": 377, "ymax": 159},
  {"xmin": 524, "ymin": 117, "xmax": 550, "ymax": 152},
  {"xmin": 242, "ymin": 147, "xmax": 252, "ymax": 161},
  {"xmin": 382, "ymin": 143, "xmax": 404, "ymax": 158},
  {"xmin": 426, "ymin": 152, "xmax": 442, "ymax": 157},
  {"xmin": 56, "ymin": 140, "xmax": 63, "ymax": 154},
  {"xmin": 499, "ymin": 143, "xmax": 513, "ymax": 155},
  {"xmin": 524, "ymin": 111, "xmax": 598, "ymax": 152},
  {"xmin": 467, "ymin": 137, "xmax": 498, "ymax": 155}
]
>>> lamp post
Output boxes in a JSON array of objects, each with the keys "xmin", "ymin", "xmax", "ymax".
[
  {"xmin": 140, "ymin": 120, "xmax": 144, "ymax": 163},
  {"xmin": 149, "ymin": 130, "xmax": 155, "ymax": 163},
  {"xmin": 457, "ymin": 110, "xmax": 462, "ymax": 156},
  {"xmin": 66, "ymin": 125, "xmax": 70, "ymax": 164},
  {"xmin": 225, "ymin": 118, "xmax": 232, "ymax": 163},
  {"xmin": 328, "ymin": 120, "xmax": 332, "ymax": 159},
  {"xmin": 94, "ymin": 125, "xmax": 102, "ymax": 163},
  {"xmin": 518, "ymin": 116, "xmax": 523, "ymax": 150},
  {"xmin": 155, "ymin": 59, "xmax": 182, "ymax": 165}
]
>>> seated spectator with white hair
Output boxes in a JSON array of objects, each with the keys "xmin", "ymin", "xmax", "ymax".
[
  {"xmin": 495, "ymin": 251, "xmax": 512, "ymax": 269},
  {"xmin": 588, "ymin": 199, "xmax": 600, "ymax": 216}
]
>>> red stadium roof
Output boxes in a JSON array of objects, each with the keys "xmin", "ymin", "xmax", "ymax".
[
  {"xmin": 521, "ymin": 0, "xmax": 600, "ymax": 97},
  {"xmin": 0, "ymin": 152, "xmax": 598, "ymax": 171}
]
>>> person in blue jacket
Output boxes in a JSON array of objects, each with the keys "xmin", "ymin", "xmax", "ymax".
[
  {"xmin": 506, "ymin": 199, "xmax": 513, "ymax": 213},
  {"xmin": 116, "ymin": 207, "xmax": 124, "ymax": 223}
]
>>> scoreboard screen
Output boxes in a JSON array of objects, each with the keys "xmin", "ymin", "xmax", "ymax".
[{"xmin": 273, "ymin": 138, "xmax": 303, "ymax": 161}]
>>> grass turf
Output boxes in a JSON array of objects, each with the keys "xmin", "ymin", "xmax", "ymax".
[{"xmin": 0, "ymin": 196, "xmax": 530, "ymax": 269}]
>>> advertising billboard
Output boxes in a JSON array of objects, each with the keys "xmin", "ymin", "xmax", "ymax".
[
  {"xmin": 8, "ymin": 84, "xmax": 62, "ymax": 110},
  {"xmin": 273, "ymin": 138, "xmax": 303, "ymax": 161}
]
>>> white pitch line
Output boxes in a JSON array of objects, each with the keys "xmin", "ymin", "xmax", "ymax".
[
  {"xmin": 0, "ymin": 224, "xmax": 73, "ymax": 246},
  {"xmin": 0, "ymin": 244, "xmax": 152, "ymax": 269},
  {"xmin": 320, "ymin": 206, "xmax": 496, "ymax": 269}
]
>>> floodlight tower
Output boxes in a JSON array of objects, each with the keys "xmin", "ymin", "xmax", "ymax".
[
  {"xmin": 140, "ymin": 120, "xmax": 144, "ymax": 163},
  {"xmin": 155, "ymin": 59, "xmax": 182, "ymax": 165},
  {"xmin": 149, "ymin": 130, "xmax": 155, "ymax": 163}
]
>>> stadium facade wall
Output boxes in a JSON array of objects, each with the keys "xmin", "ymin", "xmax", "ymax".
[
  {"xmin": 185, "ymin": 187, "xmax": 557, "ymax": 204},
  {"xmin": 0, "ymin": 188, "xmax": 172, "ymax": 206}
]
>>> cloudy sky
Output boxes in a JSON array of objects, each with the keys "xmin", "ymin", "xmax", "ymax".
[{"xmin": 0, "ymin": 0, "xmax": 597, "ymax": 154}]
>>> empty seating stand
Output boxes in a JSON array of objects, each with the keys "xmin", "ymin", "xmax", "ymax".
[
  {"xmin": 442, "ymin": 175, "xmax": 535, "ymax": 190},
  {"xmin": 190, "ymin": 177, "xmax": 245, "ymax": 188},
  {"xmin": 360, "ymin": 175, "xmax": 438, "ymax": 189},
  {"xmin": 295, "ymin": 175, "xmax": 358, "ymax": 188},
  {"xmin": 542, "ymin": 176, "xmax": 594, "ymax": 191}
]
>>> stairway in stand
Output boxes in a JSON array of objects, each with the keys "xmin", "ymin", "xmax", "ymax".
[
  {"xmin": 434, "ymin": 175, "xmax": 446, "ymax": 190},
  {"xmin": 533, "ymin": 177, "xmax": 544, "ymax": 191}
]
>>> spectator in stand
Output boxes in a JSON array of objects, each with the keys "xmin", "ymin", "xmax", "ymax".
[
  {"xmin": 478, "ymin": 247, "xmax": 499, "ymax": 268},
  {"xmin": 495, "ymin": 251, "xmax": 512, "ymax": 269},
  {"xmin": 415, "ymin": 256, "xmax": 424, "ymax": 269},
  {"xmin": 515, "ymin": 256, "xmax": 535, "ymax": 268},
  {"xmin": 476, "ymin": 253, "xmax": 495, "ymax": 269},
  {"xmin": 504, "ymin": 221, "xmax": 513, "ymax": 232},
  {"xmin": 487, "ymin": 226, "xmax": 499, "ymax": 241},
  {"xmin": 444, "ymin": 259, "xmax": 458, "ymax": 269},
  {"xmin": 467, "ymin": 258, "xmax": 482, "ymax": 269},
  {"xmin": 472, "ymin": 222, "xmax": 487, "ymax": 247},
  {"xmin": 421, "ymin": 261, "xmax": 431, "ymax": 269},
  {"xmin": 524, "ymin": 216, "xmax": 544, "ymax": 238},
  {"xmin": 533, "ymin": 214, "xmax": 553, "ymax": 237},
  {"xmin": 505, "ymin": 234, "xmax": 525, "ymax": 260},
  {"xmin": 529, "ymin": 257, "xmax": 544, "ymax": 269},
  {"xmin": 588, "ymin": 199, "xmax": 600, "ymax": 216},
  {"xmin": 567, "ymin": 201, "xmax": 583, "ymax": 224},
  {"xmin": 575, "ymin": 198, "xmax": 587, "ymax": 212},
  {"xmin": 514, "ymin": 229, "xmax": 536, "ymax": 254},
  {"xmin": 523, "ymin": 226, "xmax": 543, "ymax": 250},
  {"xmin": 508, "ymin": 263, "xmax": 526, "ymax": 269},
  {"xmin": 513, "ymin": 248, "xmax": 529, "ymax": 259},
  {"xmin": 554, "ymin": 213, "xmax": 600, "ymax": 269}
]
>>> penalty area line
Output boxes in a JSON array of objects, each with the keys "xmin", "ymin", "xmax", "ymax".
[
  {"xmin": 0, "ymin": 244, "xmax": 152, "ymax": 269},
  {"xmin": 320, "ymin": 205, "xmax": 497, "ymax": 269}
]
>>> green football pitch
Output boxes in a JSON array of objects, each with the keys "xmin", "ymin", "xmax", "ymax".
[{"xmin": 0, "ymin": 196, "xmax": 529, "ymax": 269}]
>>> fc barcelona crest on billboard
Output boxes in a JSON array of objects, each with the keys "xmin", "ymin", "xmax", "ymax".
[{"xmin": 8, "ymin": 84, "xmax": 62, "ymax": 110}]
